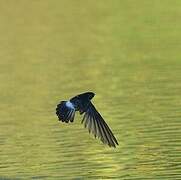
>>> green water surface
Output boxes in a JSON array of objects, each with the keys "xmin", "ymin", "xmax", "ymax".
[{"xmin": 0, "ymin": 1, "xmax": 180, "ymax": 179}]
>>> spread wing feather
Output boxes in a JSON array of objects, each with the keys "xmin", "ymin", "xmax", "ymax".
[{"xmin": 81, "ymin": 102, "xmax": 118, "ymax": 147}]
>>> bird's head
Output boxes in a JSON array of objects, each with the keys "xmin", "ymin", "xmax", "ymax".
[
  {"xmin": 87, "ymin": 92, "xmax": 95, "ymax": 100},
  {"xmin": 74, "ymin": 92, "xmax": 95, "ymax": 102}
]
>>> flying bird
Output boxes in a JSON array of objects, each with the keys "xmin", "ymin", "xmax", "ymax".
[{"xmin": 56, "ymin": 92, "xmax": 118, "ymax": 147}]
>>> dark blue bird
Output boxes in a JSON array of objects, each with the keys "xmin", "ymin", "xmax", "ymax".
[{"xmin": 56, "ymin": 92, "xmax": 118, "ymax": 147}]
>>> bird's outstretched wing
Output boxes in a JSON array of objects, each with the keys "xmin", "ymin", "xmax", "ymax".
[
  {"xmin": 56, "ymin": 101, "xmax": 75, "ymax": 123},
  {"xmin": 81, "ymin": 102, "xmax": 118, "ymax": 147}
]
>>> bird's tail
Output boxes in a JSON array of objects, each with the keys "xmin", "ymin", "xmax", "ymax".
[{"xmin": 56, "ymin": 101, "xmax": 75, "ymax": 123}]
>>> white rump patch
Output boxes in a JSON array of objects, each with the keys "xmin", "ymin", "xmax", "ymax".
[{"xmin": 66, "ymin": 101, "xmax": 75, "ymax": 109}]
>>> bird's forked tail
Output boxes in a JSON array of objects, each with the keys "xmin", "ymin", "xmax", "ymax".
[{"xmin": 56, "ymin": 101, "xmax": 75, "ymax": 123}]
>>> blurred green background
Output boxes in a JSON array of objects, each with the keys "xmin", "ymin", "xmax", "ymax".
[{"xmin": 0, "ymin": 0, "xmax": 180, "ymax": 179}]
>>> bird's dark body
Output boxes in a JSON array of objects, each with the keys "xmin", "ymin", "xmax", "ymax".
[
  {"xmin": 70, "ymin": 92, "xmax": 95, "ymax": 114},
  {"xmin": 56, "ymin": 92, "xmax": 118, "ymax": 147}
]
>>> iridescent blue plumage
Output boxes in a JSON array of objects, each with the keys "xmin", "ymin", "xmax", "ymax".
[{"xmin": 56, "ymin": 92, "xmax": 118, "ymax": 147}]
